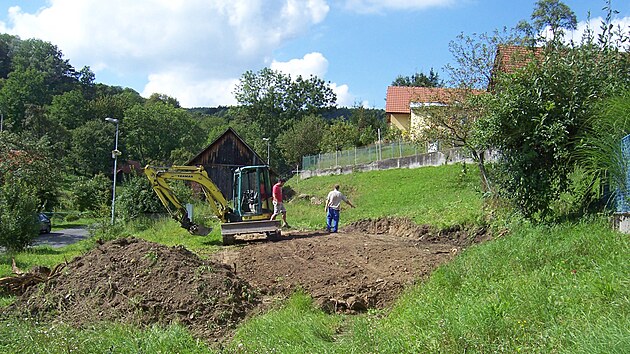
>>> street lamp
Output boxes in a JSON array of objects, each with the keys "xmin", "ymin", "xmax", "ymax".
[
  {"xmin": 105, "ymin": 117, "xmax": 120, "ymax": 225},
  {"xmin": 262, "ymin": 137, "xmax": 270, "ymax": 165}
]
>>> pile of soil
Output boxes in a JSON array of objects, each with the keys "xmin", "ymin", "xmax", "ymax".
[
  {"xmin": 211, "ymin": 217, "xmax": 486, "ymax": 313},
  {"xmin": 7, "ymin": 237, "xmax": 258, "ymax": 342},
  {"xmin": 5, "ymin": 217, "xmax": 489, "ymax": 343}
]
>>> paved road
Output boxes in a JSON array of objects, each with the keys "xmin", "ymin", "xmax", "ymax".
[{"xmin": 33, "ymin": 227, "xmax": 90, "ymax": 248}]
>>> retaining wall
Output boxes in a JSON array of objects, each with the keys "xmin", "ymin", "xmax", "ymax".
[{"xmin": 300, "ymin": 148, "xmax": 489, "ymax": 179}]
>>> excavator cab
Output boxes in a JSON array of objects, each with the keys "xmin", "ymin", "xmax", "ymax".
[{"xmin": 232, "ymin": 166, "xmax": 273, "ymax": 220}]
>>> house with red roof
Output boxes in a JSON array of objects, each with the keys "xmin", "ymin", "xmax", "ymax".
[
  {"xmin": 385, "ymin": 86, "xmax": 482, "ymax": 144},
  {"xmin": 385, "ymin": 45, "xmax": 541, "ymax": 140}
]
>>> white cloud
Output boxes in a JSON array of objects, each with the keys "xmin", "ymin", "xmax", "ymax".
[
  {"xmin": 329, "ymin": 82, "xmax": 355, "ymax": 107},
  {"xmin": 0, "ymin": 0, "xmax": 330, "ymax": 107},
  {"xmin": 542, "ymin": 16, "xmax": 630, "ymax": 48},
  {"xmin": 270, "ymin": 52, "xmax": 328, "ymax": 78},
  {"xmin": 271, "ymin": 52, "xmax": 359, "ymax": 107},
  {"xmin": 343, "ymin": 0, "xmax": 455, "ymax": 14},
  {"xmin": 143, "ymin": 69, "xmax": 240, "ymax": 108}
]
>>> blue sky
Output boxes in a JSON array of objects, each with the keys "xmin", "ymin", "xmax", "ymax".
[{"xmin": 0, "ymin": 0, "xmax": 628, "ymax": 108}]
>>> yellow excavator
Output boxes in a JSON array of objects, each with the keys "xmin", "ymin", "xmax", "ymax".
[{"xmin": 144, "ymin": 164, "xmax": 281, "ymax": 245}]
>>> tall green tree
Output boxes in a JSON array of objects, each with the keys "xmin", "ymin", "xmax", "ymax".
[
  {"xmin": 233, "ymin": 68, "xmax": 336, "ymax": 140},
  {"xmin": 69, "ymin": 119, "xmax": 118, "ymax": 176},
  {"xmin": 391, "ymin": 68, "xmax": 443, "ymax": 87},
  {"xmin": 320, "ymin": 120, "xmax": 358, "ymax": 153},
  {"xmin": 277, "ymin": 114, "xmax": 327, "ymax": 166},
  {"xmin": 124, "ymin": 101, "xmax": 203, "ymax": 164},
  {"xmin": 0, "ymin": 69, "xmax": 47, "ymax": 132},
  {"xmin": 11, "ymin": 38, "xmax": 78, "ymax": 96},
  {"xmin": 348, "ymin": 106, "xmax": 387, "ymax": 146},
  {"xmin": 0, "ymin": 175, "xmax": 40, "ymax": 251},
  {"xmin": 0, "ymin": 132, "xmax": 61, "ymax": 210},
  {"xmin": 517, "ymin": 0, "xmax": 577, "ymax": 45},
  {"xmin": 415, "ymin": 90, "xmax": 493, "ymax": 192},
  {"xmin": 48, "ymin": 89, "xmax": 91, "ymax": 130},
  {"xmin": 445, "ymin": 28, "xmax": 519, "ymax": 89}
]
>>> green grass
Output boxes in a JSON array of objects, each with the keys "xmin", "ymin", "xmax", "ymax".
[
  {"xmin": 1, "ymin": 165, "xmax": 628, "ymax": 353},
  {"xmin": 286, "ymin": 163, "xmax": 483, "ymax": 230},
  {"xmin": 225, "ymin": 218, "xmax": 629, "ymax": 353},
  {"xmin": 0, "ymin": 320, "xmax": 213, "ymax": 354}
]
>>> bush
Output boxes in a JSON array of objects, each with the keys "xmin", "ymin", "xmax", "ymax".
[
  {"xmin": 0, "ymin": 177, "xmax": 40, "ymax": 252},
  {"xmin": 116, "ymin": 174, "xmax": 166, "ymax": 221},
  {"xmin": 71, "ymin": 174, "xmax": 111, "ymax": 212}
]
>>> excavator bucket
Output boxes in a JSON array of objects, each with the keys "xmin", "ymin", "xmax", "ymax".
[
  {"xmin": 220, "ymin": 220, "xmax": 281, "ymax": 245},
  {"xmin": 189, "ymin": 224, "xmax": 213, "ymax": 236}
]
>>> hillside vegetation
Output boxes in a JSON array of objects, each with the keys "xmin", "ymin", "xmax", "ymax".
[{"xmin": 1, "ymin": 165, "xmax": 628, "ymax": 353}]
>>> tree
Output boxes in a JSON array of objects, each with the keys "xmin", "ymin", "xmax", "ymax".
[
  {"xmin": 445, "ymin": 28, "xmax": 519, "ymax": 90},
  {"xmin": 0, "ymin": 69, "xmax": 48, "ymax": 132},
  {"xmin": 147, "ymin": 93, "xmax": 180, "ymax": 108},
  {"xmin": 48, "ymin": 89, "xmax": 91, "ymax": 130},
  {"xmin": 11, "ymin": 38, "xmax": 78, "ymax": 96},
  {"xmin": 391, "ymin": 68, "xmax": 443, "ymax": 87},
  {"xmin": 348, "ymin": 106, "xmax": 387, "ymax": 146},
  {"xmin": 277, "ymin": 114, "xmax": 327, "ymax": 166},
  {"xmin": 233, "ymin": 68, "xmax": 336, "ymax": 140},
  {"xmin": 124, "ymin": 101, "xmax": 204, "ymax": 164},
  {"xmin": 414, "ymin": 90, "xmax": 493, "ymax": 192},
  {"xmin": 320, "ymin": 120, "xmax": 358, "ymax": 153},
  {"xmin": 0, "ymin": 132, "xmax": 61, "ymax": 210},
  {"xmin": 69, "ymin": 120, "xmax": 118, "ymax": 176},
  {"xmin": 517, "ymin": 0, "xmax": 577, "ymax": 45},
  {"xmin": 0, "ymin": 33, "xmax": 20, "ymax": 79},
  {"xmin": 0, "ymin": 175, "xmax": 40, "ymax": 251},
  {"xmin": 71, "ymin": 173, "xmax": 111, "ymax": 213}
]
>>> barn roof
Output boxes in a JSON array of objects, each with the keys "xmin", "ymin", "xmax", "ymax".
[{"xmin": 185, "ymin": 127, "xmax": 267, "ymax": 167}]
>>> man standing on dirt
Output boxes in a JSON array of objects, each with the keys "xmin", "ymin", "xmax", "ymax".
[
  {"xmin": 325, "ymin": 184, "xmax": 354, "ymax": 233},
  {"xmin": 270, "ymin": 178, "xmax": 290, "ymax": 228}
]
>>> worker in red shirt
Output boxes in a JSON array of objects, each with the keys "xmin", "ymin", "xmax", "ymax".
[{"xmin": 270, "ymin": 178, "xmax": 290, "ymax": 228}]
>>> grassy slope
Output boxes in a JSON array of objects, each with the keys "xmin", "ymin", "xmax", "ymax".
[{"xmin": 1, "ymin": 164, "xmax": 628, "ymax": 353}]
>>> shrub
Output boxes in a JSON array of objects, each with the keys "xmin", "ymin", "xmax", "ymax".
[
  {"xmin": 116, "ymin": 174, "xmax": 166, "ymax": 221},
  {"xmin": 0, "ymin": 177, "xmax": 40, "ymax": 252},
  {"xmin": 71, "ymin": 174, "xmax": 111, "ymax": 212}
]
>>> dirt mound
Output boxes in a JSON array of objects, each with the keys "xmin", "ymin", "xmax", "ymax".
[
  {"xmin": 5, "ymin": 218, "xmax": 490, "ymax": 344},
  {"xmin": 211, "ymin": 217, "xmax": 483, "ymax": 314},
  {"xmin": 346, "ymin": 217, "xmax": 488, "ymax": 246},
  {"xmin": 7, "ymin": 238, "xmax": 258, "ymax": 342},
  {"xmin": 344, "ymin": 217, "xmax": 434, "ymax": 239}
]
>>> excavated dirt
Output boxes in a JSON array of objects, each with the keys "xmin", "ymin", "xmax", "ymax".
[{"xmin": 4, "ymin": 217, "xmax": 488, "ymax": 343}]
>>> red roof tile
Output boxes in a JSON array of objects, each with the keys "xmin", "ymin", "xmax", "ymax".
[
  {"xmin": 385, "ymin": 86, "xmax": 482, "ymax": 114},
  {"xmin": 495, "ymin": 45, "xmax": 543, "ymax": 73}
]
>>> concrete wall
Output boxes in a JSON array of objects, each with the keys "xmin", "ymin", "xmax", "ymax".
[
  {"xmin": 613, "ymin": 213, "xmax": 630, "ymax": 234},
  {"xmin": 300, "ymin": 147, "xmax": 484, "ymax": 179}
]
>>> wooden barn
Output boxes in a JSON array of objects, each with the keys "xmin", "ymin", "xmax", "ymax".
[{"xmin": 186, "ymin": 128, "xmax": 275, "ymax": 201}]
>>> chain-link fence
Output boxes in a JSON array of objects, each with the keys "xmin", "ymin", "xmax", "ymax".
[{"xmin": 302, "ymin": 141, "xmax": 428, "ymax": 170}]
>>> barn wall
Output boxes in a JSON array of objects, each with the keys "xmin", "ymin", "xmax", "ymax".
[{"xmin": 188, "ymin": 131, "xmax": 265, "ymax": 201}]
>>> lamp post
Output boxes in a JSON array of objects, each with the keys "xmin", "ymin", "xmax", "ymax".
[
  {"xmin": 105, "ymin": 117, "xmax": 120, "ymax": 225},
  {"xmin": 262, "ymin": 137, "xmax": 270, "ymax": 165}
]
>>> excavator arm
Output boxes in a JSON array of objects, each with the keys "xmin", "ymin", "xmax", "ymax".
[{"xmin": 144, "ymin": 165, "xmax": 234, "ymax": 234}]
